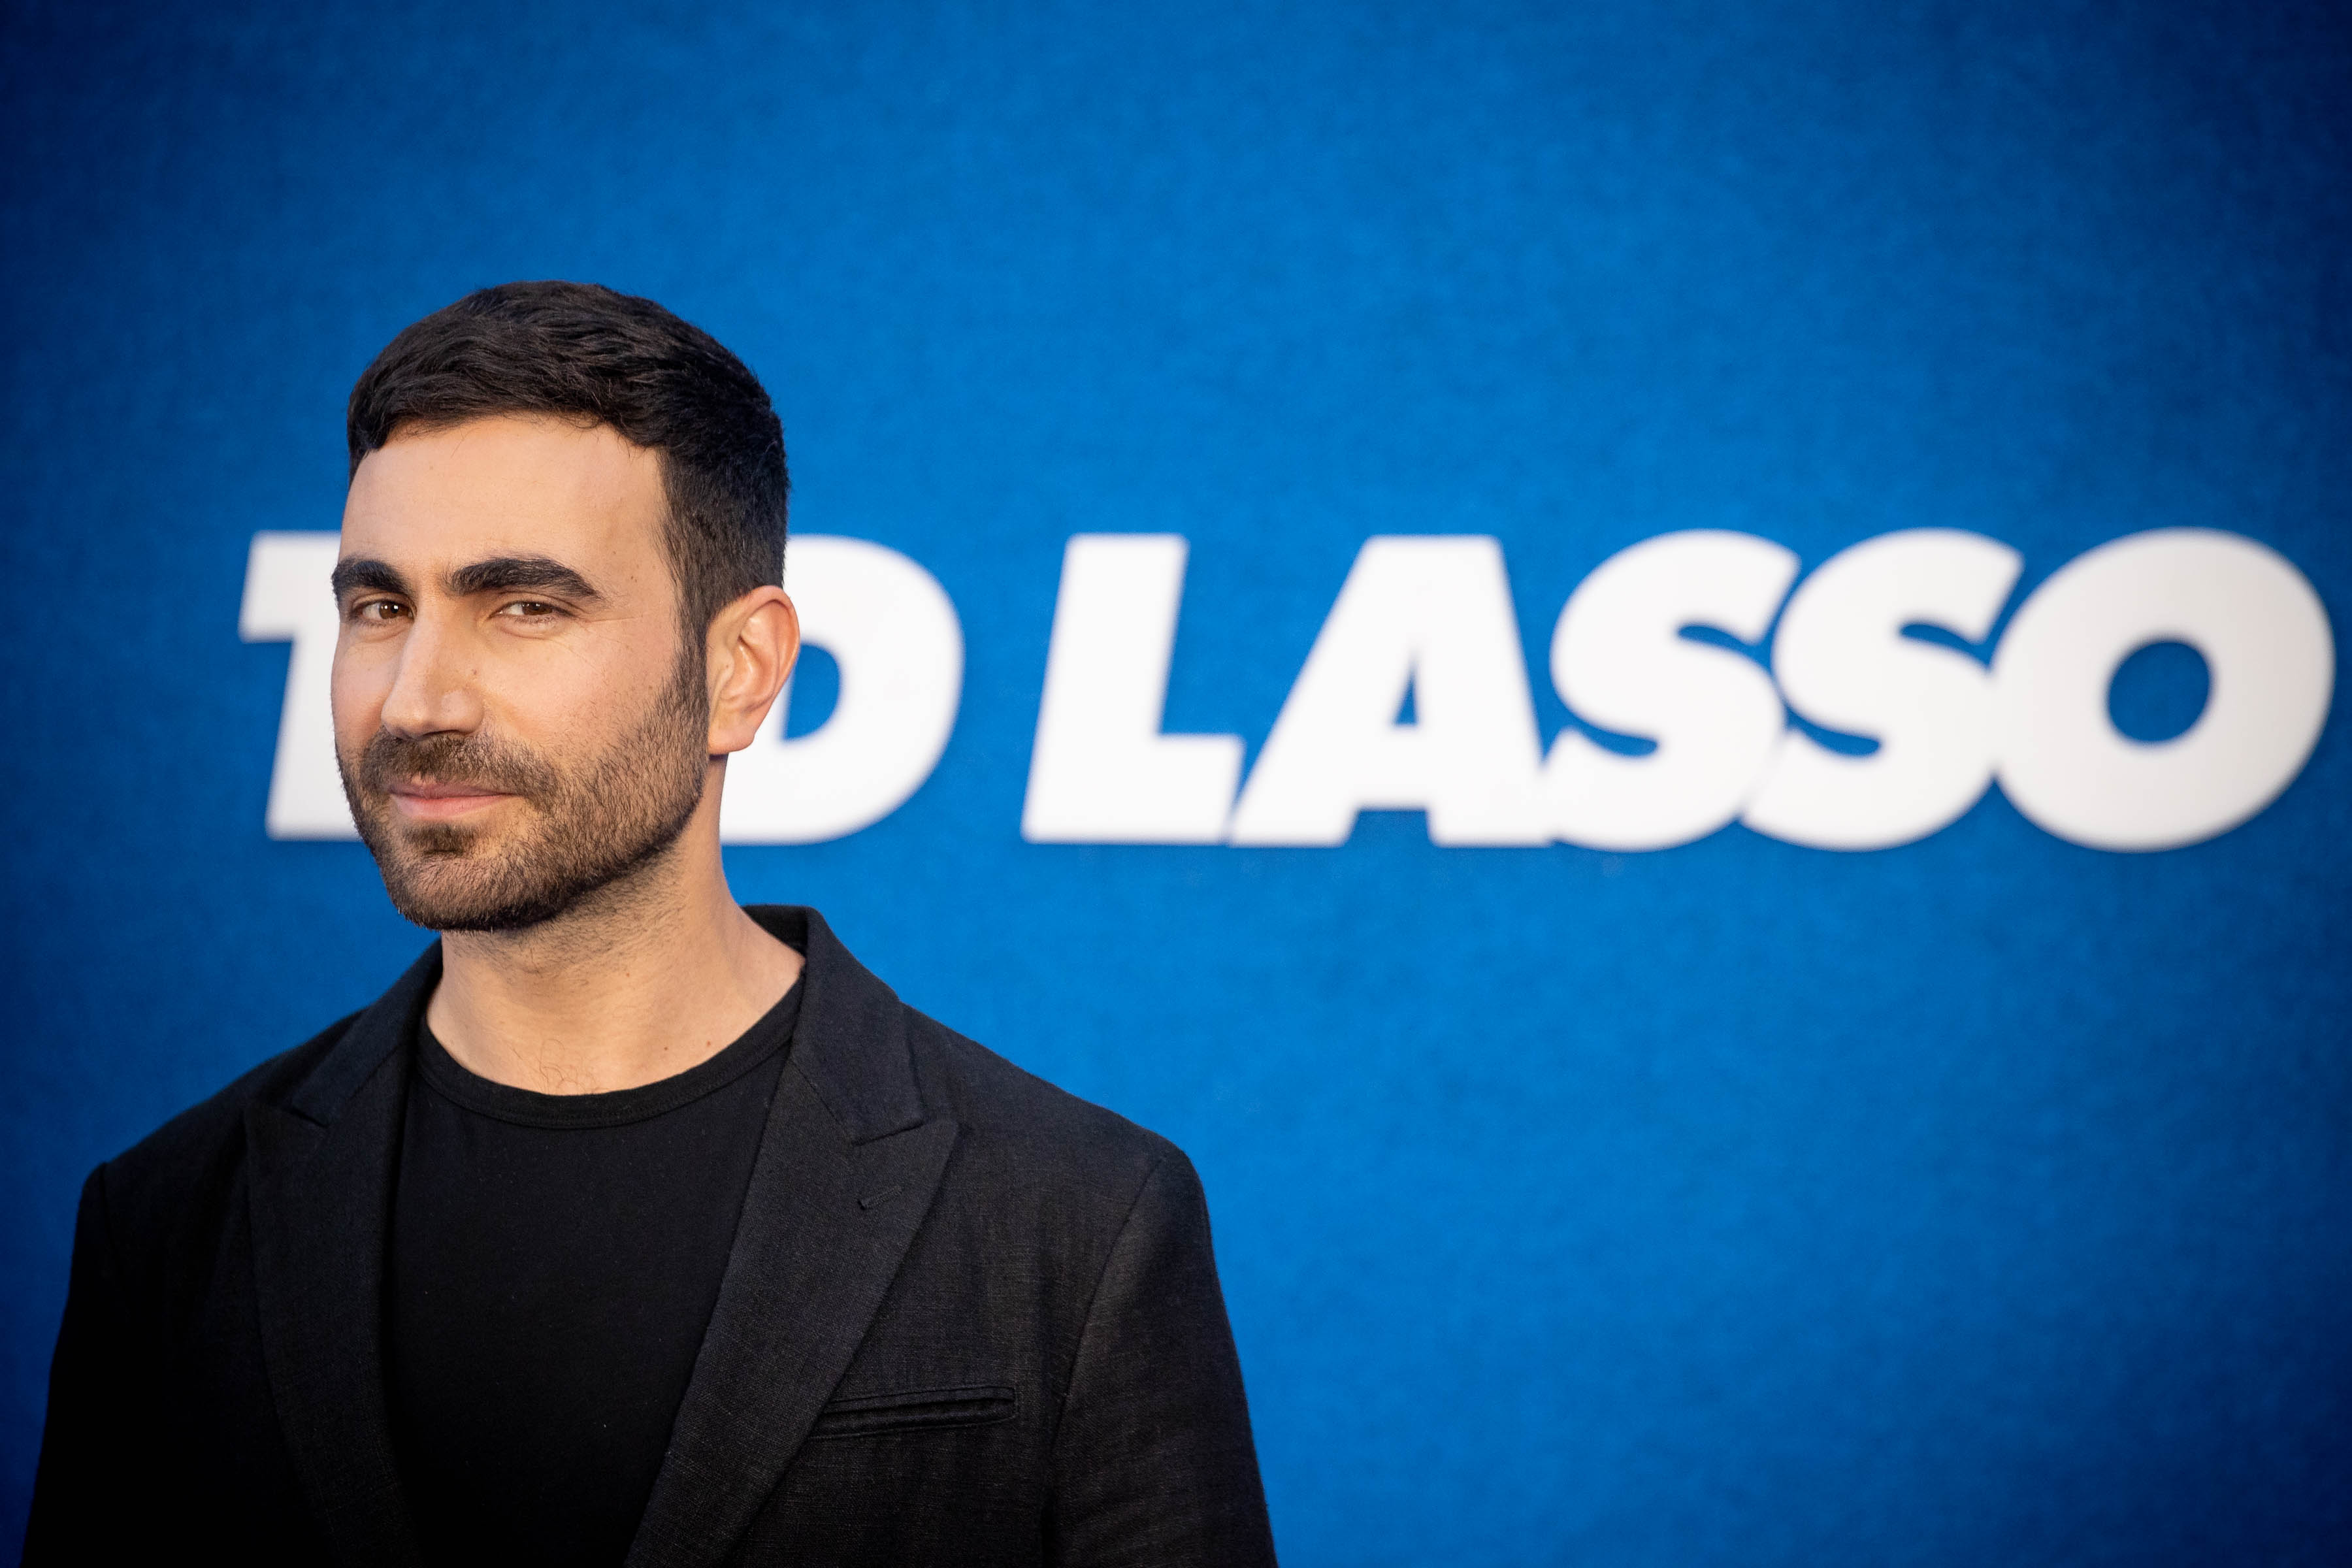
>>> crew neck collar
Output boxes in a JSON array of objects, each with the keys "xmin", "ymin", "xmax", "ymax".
[{"xmin": 413, "ymin": 979, "xmax": 802, "ymax": 1130}]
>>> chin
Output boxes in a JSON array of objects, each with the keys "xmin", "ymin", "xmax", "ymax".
[
  {"xmin": 384, "ymin": 877, "xmax": 568, "ymax": 936},
  {"xmin": 371, "ymin": 836, "xmax": 545, "ymax": 933}
]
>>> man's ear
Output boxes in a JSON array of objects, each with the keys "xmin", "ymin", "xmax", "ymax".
[{"xmin": 704, "ymin": 585, "xmax": 800, "ymax": 757}]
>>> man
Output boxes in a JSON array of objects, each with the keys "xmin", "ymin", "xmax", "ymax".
[{"xmin": 27, "ymin": 282, "xmax": 1277, "ymax": 1566}]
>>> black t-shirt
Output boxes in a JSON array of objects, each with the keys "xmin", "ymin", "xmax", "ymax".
[{"xmin": 386, "ymin": 982, "xmax": 800, "ymax": 1565}]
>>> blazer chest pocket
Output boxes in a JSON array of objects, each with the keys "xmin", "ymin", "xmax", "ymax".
[{"xmin": 806, "ymin": 1384, "xmax": 1018, "ymax": 1440}]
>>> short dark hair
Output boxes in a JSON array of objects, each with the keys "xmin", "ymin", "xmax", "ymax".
[{"xmin": 347, "ymin": 282, "xmax": 789, "ymax": 642}]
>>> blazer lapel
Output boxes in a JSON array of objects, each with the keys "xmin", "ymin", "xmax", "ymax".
[
  {"xmin": 246, "ymin": 946, "xmax": 438, "ymax": 1568},
  {"xmin": 626, "ymin": 909, "xmax": 959, "ymax": 1568}
]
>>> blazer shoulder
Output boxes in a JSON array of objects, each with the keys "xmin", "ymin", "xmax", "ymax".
[
  {"xmin": 97, "ymin": 1011, "xmax": 364, "ymax": 1241},
  {"xmin": 900, "ymin": 1005, "xmax": 1181, "ymax": 1191}
]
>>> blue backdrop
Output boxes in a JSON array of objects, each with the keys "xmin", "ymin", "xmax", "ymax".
[{"xmin": 5, "ymin": 1, "xmax": 2349, "ymax": 1561}]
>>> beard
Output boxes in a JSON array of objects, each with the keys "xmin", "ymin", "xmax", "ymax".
[{"xmin": 338, "ymin": 655, "xmax": 710, "ymax": 933}]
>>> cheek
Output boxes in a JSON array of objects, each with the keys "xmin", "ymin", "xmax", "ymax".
[
  {"xmin": 496, "ymin": 638, "xmax": 679, "ymax": 742},
  {"xmin": 329, "ymin": 636, "xmax": 391, "ymax": 746}
]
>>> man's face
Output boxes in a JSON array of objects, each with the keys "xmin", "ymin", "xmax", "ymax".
[{"xmin": 333, "ymin": 414, "xmax": 711, "ymax": 932}]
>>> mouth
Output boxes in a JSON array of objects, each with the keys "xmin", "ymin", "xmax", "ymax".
[{"xmin": 385, "ymin": 778, "xmax": 521, "ymax": 823}]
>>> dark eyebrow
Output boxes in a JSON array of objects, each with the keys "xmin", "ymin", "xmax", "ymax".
[
  {"xmin": 444, "ymin": 555, "xmax": 604, "ymax": 604},
  {"xmin": 331, "ymin": 557, "xmax": 410, "ymax": 598}
]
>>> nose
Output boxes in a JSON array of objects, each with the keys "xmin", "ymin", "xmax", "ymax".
[{"xmin": 376, "ymin": 610, "xmax": 486, "ymax": 740}]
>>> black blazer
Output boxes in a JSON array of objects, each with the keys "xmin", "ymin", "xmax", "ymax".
[{"xmin": 27, "ymin": 906, "xmax": 1277, "ymax": 1565}]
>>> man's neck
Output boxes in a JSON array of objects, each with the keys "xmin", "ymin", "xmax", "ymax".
[{"xmin": 423, "ymin": 821, "xmax": 804, "ymax": 1096}]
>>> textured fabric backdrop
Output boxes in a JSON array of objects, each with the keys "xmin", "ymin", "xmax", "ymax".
[{"xmin": 3, "ymin": 1, "xmax": 2348, "ymax": 1561}]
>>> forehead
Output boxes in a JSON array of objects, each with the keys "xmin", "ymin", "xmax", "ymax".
[{"xmin": 340, "ymin": 414, "xmax": 669, "ymax": 582}]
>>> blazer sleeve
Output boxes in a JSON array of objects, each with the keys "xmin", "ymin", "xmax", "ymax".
[
  {"xmin": 1045, "ymin": 1149, "xmax": 1278, "ymax": 1567},
  {"xmin": 24, "ymin": 1165, "xmax": 165, "ymax": 1562}
]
